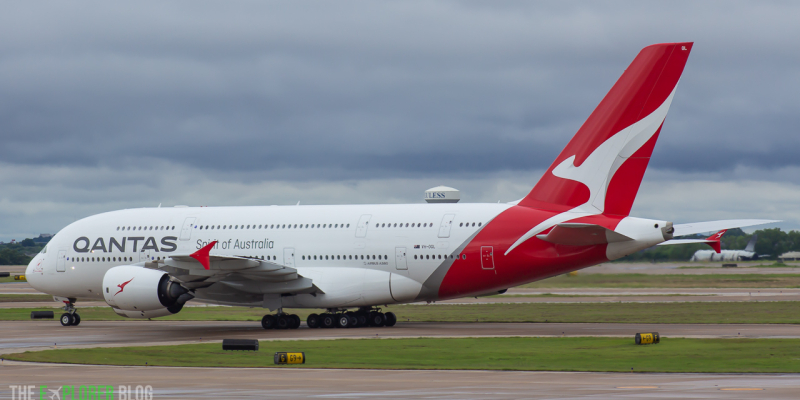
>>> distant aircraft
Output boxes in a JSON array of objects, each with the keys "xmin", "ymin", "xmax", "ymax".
[{"xmin": 690, "ymin": 232, "xmax": 759, "ymax": 262}]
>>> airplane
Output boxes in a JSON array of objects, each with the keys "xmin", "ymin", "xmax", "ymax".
[
  {"xmin": 690, "ymin": 233, "xmax": 760, "ymax": 262},
  {"xmin": 25, "ymin": 42, "xmax": 778, "ymax": 330}
]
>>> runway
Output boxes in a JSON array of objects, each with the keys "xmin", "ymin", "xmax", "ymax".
[
  {"xmin": 2, "ymin": 320, "xmax": 800, "ymax": 356},
  {"xmin": 2, "ymin": 362, "xmax": 798, "ymax": 400}
]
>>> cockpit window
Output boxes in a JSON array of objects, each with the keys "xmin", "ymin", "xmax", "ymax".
[{"xmin": 39, "ymin": 245, "xmax": 47, "ymax": 254}]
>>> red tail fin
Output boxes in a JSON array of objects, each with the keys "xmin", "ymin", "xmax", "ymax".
[
  {"xmin": 705, "ymin": 229, "xmax": 726, "ymax": 253},
  {"xmin": 519, "ymin": 43, "xmax": 693, "ymax": 215}
]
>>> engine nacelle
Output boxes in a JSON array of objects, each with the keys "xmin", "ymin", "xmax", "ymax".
[{"xmin": 102, "ymin": 265, "xmax": 192, "ymax": 318}]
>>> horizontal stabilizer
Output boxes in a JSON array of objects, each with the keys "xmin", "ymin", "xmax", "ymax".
[
  {"xmin": 536, "ymin": 223, "xmax": 632, "ymax": 246},
  {"xmin": 671, "ymin": 220, "xmax": 779, "ymax": 237},
  {"xmin": 658, "ymin": 229, "xmax": 727, "ymax": 253}
]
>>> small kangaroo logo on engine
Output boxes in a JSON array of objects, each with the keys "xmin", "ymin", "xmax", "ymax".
[{"xmin": 115, "ymin": 278, "xmax": 134, "ymax": 296}]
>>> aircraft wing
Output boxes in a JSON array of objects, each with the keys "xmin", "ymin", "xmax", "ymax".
[
  {"xmin": 671, "ymin": 219, "xmax": 779, "ymax": 237},
  {"xmin": 154, "ymin": 241, "xmax": 314, "ymax": 295}
]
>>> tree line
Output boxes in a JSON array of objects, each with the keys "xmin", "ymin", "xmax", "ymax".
[{"xmin": 0, "ymin": 238, "xmax": 45, "ymax": 265}]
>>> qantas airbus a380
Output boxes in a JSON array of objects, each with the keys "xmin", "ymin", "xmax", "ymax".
[{"xmin": 25, "ymin": 42, "xmax": 776, "ymax": 329}]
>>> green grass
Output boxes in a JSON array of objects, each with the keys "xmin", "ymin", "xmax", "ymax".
[
  {"xmin": 8, "ymin": 337, "xmax": 800, "ymax": 373},
  {"xmin": 0, "ymin": 294, "xmax": 53, "ymax": 302},
  {"xmin": 6, "ymin": 301, "xmax": 800, "ymax": 324},
  {"xmin": 0, "ymin": 276, "xmax": 19, "ymax": 283},
  {"xmin": 523, "ymin": 273, "xmax": 800, "ymax": 288}
]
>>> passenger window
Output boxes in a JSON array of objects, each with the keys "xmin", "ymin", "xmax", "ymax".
[
  {"xmin": 460, "ymin": 223, "xmax": 463, "ymax": 227},
  {"xmin": 347, "ymin": 224, "xmax": 350, "ymax": 228},
  {"xmin": 462, "ymin": 254, "xmax": 466, "ymax": 259},
  {"xmin": 478, "ymin": 222, "xmax": 482, "ymax": 227}
]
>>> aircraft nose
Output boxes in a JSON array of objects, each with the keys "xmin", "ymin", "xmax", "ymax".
[{"xmin": 25, "ymin": 254, "xmax": 41, "ymax": 288}]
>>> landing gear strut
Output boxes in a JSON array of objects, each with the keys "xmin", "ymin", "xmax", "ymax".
[{"xmin": 59, "ymin": 298, "xmax": 81, "ymax": 327}]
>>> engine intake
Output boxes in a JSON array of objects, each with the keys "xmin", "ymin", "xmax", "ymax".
[{"xmin": 102, "ymin": 265, "xmax": 193, "ymax": 318}]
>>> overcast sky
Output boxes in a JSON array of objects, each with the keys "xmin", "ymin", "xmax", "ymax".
[{"xmin": 0, "ymin": 1, "xmax": 798, "ymax": 241}]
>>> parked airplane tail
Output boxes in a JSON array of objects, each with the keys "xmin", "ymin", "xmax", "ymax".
[
  {"xmin": 744, "ymin": 234, "xmax": 758, "ymax": 253},
  {"xmin": 518, "ymin": 42, "xmax": 693, "ymax": 216}
]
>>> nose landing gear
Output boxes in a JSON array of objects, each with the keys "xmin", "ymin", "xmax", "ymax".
[{"xmin": 59, "ymin": 298, "xmax": 81, "ymax": 326}]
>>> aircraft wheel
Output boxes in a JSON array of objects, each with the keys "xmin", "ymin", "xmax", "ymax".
[
  {"xmin": 345, "ymin": 312, "xmax": 358, "ymax": 328},
  {"xmin": 356, "ymin": 313, "xmax": 367, "ymax": 327},
  {"xmin": 277, "ymin": 315, "xmax": 291, "ymax": 330},
  {"xmin": 290, "ymin": 314, "xmax": 301, "ymax": 329},
  {"xmin": 306, "ymin": 313, "xmax": 320, "ymax": 329},
  {"xmin": 60, "ymin": 313, "xmax": 73, "ymax": 327},
  {"xmin": 261, "ymin": 315, "xmax": 276, "ymax": 329},
  {"xmin": 321, "ymin": 314, "xmax": 336, "ymax": 329},
  {"xmin": 368, "ymin": 311, "xmax": 385, "ymax": 327},
  {"xmin": 336, "ymin": 314, "xmax": 352, "ymax": 328},
  {"xmin": 72, "ymin": 313, "xmax": 81, "ymax": 326},
  {"xmin": 384, "ymin": 312, "xmax": 396, "ymax": 327}
]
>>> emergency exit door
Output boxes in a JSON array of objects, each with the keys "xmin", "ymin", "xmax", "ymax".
[
  {"xmin": 481, "ymin": 246, "xmax": 495, "ymax": 270},
  {"xmin": 395, "ymin": 247, "xmax": 407, "ymax": 270},
  {"xmin": 56, "ymin": 250, "xmax": 66, "ymax": 272},
  {"xmin": 284, "ymin": 248, "xmax": 295, "ymax": 267}
]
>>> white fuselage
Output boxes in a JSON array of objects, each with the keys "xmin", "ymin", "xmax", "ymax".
[
  {"xmin": 26, "ymin": 203, "xmax": 510, "ymax": 308},
  {"xmin": 690, "ymin": 250, "xmax": 757, "ymax": 262}
]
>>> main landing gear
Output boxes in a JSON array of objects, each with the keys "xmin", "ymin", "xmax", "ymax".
[
  {"xmin": 59, "ymin": 299, "xmax": 81, "ymax": 327},
  {"xmin": 261, "ymin": 312, "xmax": 301, "ymax": 330},
  {"xmin": 305, "ymin": 307, "xmax": 397, "ymax": 329}
]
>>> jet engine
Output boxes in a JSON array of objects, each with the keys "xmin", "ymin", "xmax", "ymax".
[{"xmin": 102, "ymin": 265, "xmax": 193, "ymax": 319}]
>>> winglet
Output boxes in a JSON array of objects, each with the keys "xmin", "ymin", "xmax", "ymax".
[
  {"xmin": 705, "ymin": 230, "xmax": 726, "ymax": 253},
  {"xmin": 190, "ymin": 241, "xmax": 217, "ymax": 270}
]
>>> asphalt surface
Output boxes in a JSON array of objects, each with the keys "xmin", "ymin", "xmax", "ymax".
[
  {"xmin": 2, "ymin": 320, "xmax": 800, "ymax": 356},
  {"xmin": 3, "ymin": 262, "xmax": 800, "ymax": 399},
  {"xmin": 2, "ymin": 362, "xmax": 798, "ymax": 400}
]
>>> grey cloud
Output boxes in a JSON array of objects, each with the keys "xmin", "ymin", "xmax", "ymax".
[{"xmin": 1, "ymin": 1, "xmax": 799, "ymax": 240}]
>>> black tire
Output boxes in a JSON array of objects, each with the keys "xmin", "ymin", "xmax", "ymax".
[
  {"xmin": 336, "ymin": 314, "xmax": 351, "ymax": 328},
  {"xmin": 277, "ymin": 315, "xmax": 290, "ymax": 329},
  {"xmin": 60, "ymin": 313, "xmax": 73, "ymax": 327},
  {"xmin": 290, "ymin": 314, "xmax": 301, "ymax": 329},
  {"xmin": 345, "ymin": 312, "xmax": 358, "ymax": 328},
  {"xmin": 261, "ymin": 315, "xmax": 276, "ymax": 329},
  {"xmin": 72, "ymin": 313, "xmax": 81, "ymax": 326},
  {"xmin": 368, "ymin": 312, "xmax": 385, "ymax": 327},
  {"xmin": 321, "ymin": 314, "xmax": 336, "ymax": 328},
  {"xmin": 356, "ymin": 313, "xmax": 367, "ymax": 327},
  {"xmin": 384, "ymin": 312, "xmax": 396, "ymax": 327},
  {"xmin": 306, "ymin": 313, "xmax": 320, "ymax": 329}
]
